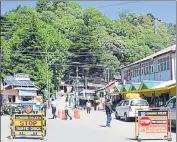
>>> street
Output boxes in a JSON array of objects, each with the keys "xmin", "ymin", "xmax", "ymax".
[{"xmin": 1, "ymin": 98, "xmax": 176, "ymax": 142}]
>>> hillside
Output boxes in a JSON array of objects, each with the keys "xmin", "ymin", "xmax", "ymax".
[{"xmin": 1, "ymin": 1, "xmax": 176, "ymax": 93}]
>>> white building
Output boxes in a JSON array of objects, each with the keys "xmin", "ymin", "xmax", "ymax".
[{"xmin": 121, "ymin": 45, "xmax": 176, "ymax": 83}]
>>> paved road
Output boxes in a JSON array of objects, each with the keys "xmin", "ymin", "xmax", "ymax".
[{"xmin": 1, "ymin": 98, "xmax": 176, "ymax": 142}]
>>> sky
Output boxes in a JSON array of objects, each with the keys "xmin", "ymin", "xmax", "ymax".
[{"xmin": 1, "ymin": 1, "xmax": 176, "ymax": 24}]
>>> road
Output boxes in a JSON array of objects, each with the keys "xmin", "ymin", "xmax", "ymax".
[{"xmin": 1, "ymin": 98, "xmax": 176, "ymax": 142}]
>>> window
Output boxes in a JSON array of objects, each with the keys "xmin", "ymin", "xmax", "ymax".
[
  {"xmin": 158, "ymin": 56, "xmax": 170, "ymax": 72},
  {"xmin": 124, "ymin": 101, "xmax": 129, "ymax": 106},
  {"xmin": 130, "ymin": 100, "xmax": 149, "ymax": 106},
  {"xmin": 167, "ymin": 57, "xmax": 170, "ymax": 70},
  {"xmin": 167, "ymin": 98, "xmax": 176, "ymax": 109},
  {"xmin": 121, "ymin": 101, "xmax": 125, "ymax": 106}
]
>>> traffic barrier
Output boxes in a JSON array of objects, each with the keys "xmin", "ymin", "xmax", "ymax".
[
  {"xmin": 73, "ymin": 108, "xmax": 80, "ymax": 119},
  {"xmin": 57, "ymin": 109, "xmax": 60, "ymax": 118},
  {"xmin": 134, "ymin": 108, "xmax": 172, "ymax": 142},
  {"xmin": 61, "ymin": 110, "xmax": 67, "ymax": 120}
]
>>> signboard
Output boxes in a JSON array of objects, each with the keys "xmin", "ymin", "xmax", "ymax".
[
  {"xmin": 12, "ymin": 114, "xmax": 45, "ymax": 137},
  {"xmin": 138, "ymin": 110, "xmax": 168, "ymax": 134}
]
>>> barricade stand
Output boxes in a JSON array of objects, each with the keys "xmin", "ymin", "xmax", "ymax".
[
  {"xmin": 9, "ymin": 104, "xmax": 47, "ymax": 140},
  {"xmin": 135, "ymin": 108, "xmax": 172, "ymax": 142}
]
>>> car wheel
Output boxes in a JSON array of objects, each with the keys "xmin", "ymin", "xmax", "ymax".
[
  {"xmin": 115, "ymin": 112, "xmax": 120, "ymax": 120},
  {"xmin": 124, "ymin": 113, "xmax": 129, "ymax": 122}
]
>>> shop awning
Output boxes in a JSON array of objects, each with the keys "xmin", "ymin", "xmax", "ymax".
[
  {"xmin": 139, "ymin": 80, "xmax": 163, "ymax": 90},
  {"xmin": 129, "ymin": 83, "xmax": 141, "ymax": 91},
  {"xmin": 151, "ymin": 80, "xmax": 176, "ymax": 89},
  {"xmin": 121, "ymin": 84, "xmax": 131, "ymax": 93},
  {"xmin": 114, "ymin": 85, "xmax": 122, "ymax": 93}
]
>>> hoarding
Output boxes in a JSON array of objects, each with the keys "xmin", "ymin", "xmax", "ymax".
[{"xmin": 138, "ymin": 110, "xmax": 168, "ymax": 134}]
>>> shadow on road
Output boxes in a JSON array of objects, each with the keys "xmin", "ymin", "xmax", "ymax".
[
  {"xmin": 7, "ymin": 136, "xmax": 42, "ymax": 140},
  {"xmin": 126, "ymin": 138, "xmax": 166, "ymax": 141},
  {"xmin": 99, "ymin": 125, "xmax": 106, "ymax": 127}
]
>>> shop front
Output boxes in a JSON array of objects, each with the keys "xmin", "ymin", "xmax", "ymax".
[{"xmin": 18, "ymin": 89, "xmax": 37, "ymax": 102}]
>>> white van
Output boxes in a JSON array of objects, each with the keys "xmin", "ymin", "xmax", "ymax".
[{"xmin": 115, "ymin": 99, "xmax": 149, "ymax": 122}]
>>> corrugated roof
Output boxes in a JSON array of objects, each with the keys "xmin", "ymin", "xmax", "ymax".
[{"xmin": 121, "ymin": 45, "xmax": 176, "ymax": 68}]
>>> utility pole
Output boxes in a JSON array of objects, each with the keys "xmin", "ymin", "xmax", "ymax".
[
  {"xmin": 46, "ymin": 53, "xmax": 50, "ymax": 108},
  {"xmin": 76, "ymin": 66, "xmax": 78, "ymax": 95},
  {"xmin": 107, "ymin": 68, "xmax": 110, "ymax": 83},
  {"xmin": 0, "ymin": 46, "xmax": 2, "ymax": 106}
]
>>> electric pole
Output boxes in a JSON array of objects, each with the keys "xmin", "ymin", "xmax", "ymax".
[{"xmin": 46, "ymin": 53, "xmax": 50, "ymax": 108}]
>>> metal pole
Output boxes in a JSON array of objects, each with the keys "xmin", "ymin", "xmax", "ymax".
[
  {"xmin": 107, "ymin": 68, "xmax": 110, "ymax": 83},
  {"xmin": 75, "ymin": 66, "xmax": 78, "ymax": 107},
  {"xmin": 0, "ymin": 46, "xmax": 2, "ymax": 107},
  {"xmin": 46, "ymin": 53, "xmax": 50, "ymax": 108}
]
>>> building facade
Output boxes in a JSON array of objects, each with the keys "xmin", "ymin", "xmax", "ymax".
[
  {"xmin": 121, "ymin": 45, "xmax": 176, "ymax": 83},
  {"xmin": 2, "ymin": 73, "xmax": 39, "ymax": 103}
]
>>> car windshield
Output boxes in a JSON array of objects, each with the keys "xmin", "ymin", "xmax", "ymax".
[{"xmin": 130, "ymin": 100, "xmax": 148, "ymax": 106}]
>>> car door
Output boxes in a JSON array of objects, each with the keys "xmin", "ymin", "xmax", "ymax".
[
  {"xmin": 166, "ymin": 98, "xmax": 176, "ymax": 121},
  {"xmin": 116, "ymin": 101, "xmax": 123, "ymax": 116},
  {"xmin": 121, "ymin": 101, "xmax": 128, "ymax": 117},
  {"xmin": 119, "ymin": 101, "xmax": 125, "ymax": 117}
]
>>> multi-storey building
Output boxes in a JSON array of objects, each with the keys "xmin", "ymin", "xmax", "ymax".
[{"xmin": 121, "ymin": 45, "xmax": 176, "ymax": 83}]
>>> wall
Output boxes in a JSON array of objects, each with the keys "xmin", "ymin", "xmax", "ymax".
[
  {"xmin": 121, "ymin": 52, "xmax": 174, "ymax": 83},
  {"xmin": 171, "ymin": 52, "xmax": 176, "ymax": 80}
]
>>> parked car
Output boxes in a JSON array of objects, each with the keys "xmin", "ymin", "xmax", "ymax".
[
  {"xmin": 115, "ymin": 98, "xmax": 149, "ymax": 122},
  {"xmin": 165, "ymin": 96, "xmax": 176, "ymax": 127}
]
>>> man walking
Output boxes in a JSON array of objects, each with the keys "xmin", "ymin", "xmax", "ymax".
[
  {"xmin": 65, "ymin": 105, "xmax": 72, "ymax": 120},
  {"xmin": 86, "ymin": 100, "xmax": 91, "ymax": 114},
  {"xmin": 51, "ymin": 99, "xmax": 57, "ymax": 119},
  {"xmin": 105, "ymin": 99, "xmax": 113, "ymax": 127}
]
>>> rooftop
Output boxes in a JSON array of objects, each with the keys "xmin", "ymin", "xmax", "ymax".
[{"xmin": 121, "ymin": 44, "xmax": 176, "ymax": 69}]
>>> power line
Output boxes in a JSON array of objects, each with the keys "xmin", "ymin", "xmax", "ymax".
[{"xmin": 95, "ymin": 1, "xmax": 140, "ymax": 9}]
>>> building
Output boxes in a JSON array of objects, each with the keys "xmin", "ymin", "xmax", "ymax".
[
  {"xmin": 121, "ymin": 45, "xmax": 176, "ymax": 83},
  {"xmin": 2, "ymin": 73, "xmax": 39, "ymax": 103}
]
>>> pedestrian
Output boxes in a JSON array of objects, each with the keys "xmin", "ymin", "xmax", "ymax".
[
  {"xmin": 105, "ymin": 99, "xmax": 114, "ymax": 127},
  {"xmin": 51, "ymin": 99, "xmax": 57, "ymax": 119},
  {"xmin": 69, "ymin": 96, "xmax": 72, "ymax": 106},
  {"xmin": 65, "ymin": 105, "xmax": 72, "ymax": 120},
  {"xmin": 42, "ymin": 101, "xmax": 47, "ymax": 112},
  {"xmin": 86, "ymin": 100, "xmax": 91, "ymax": 114}
]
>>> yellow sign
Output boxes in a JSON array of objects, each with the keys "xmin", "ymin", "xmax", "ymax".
[{"xmin": 14, "ymin": 120, "xmax": 42, "ymax": 126}]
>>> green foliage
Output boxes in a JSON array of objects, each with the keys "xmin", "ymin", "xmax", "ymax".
[{"xmin": 1, "ymin": 2, "xmax": 176, "ymax": 93}]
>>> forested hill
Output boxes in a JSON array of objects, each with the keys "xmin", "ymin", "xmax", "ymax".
[{"xmin": 1, "ymin": 1, "xmax": 176, "ymax": 93}]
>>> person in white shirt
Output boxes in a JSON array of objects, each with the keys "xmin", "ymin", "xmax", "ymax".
[
  {"xmin": 86, "ymin": 100, "xmax": 91, "ymax": 114},
  {"xmin": 65, "ymin": 105, "xmax": 72, "ymax": 120},
  {"xmin": 51, "ymin": 99, "xmax": 57, "ymax": 119}
]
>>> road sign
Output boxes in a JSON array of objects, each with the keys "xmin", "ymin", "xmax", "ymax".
[
  {"xmin": 135, "ymin": 109, "xmax": 172, "ymax": 142},
  {"xmin": 10, "ymin": 111, "xmax": 46, "ymax": 139}
]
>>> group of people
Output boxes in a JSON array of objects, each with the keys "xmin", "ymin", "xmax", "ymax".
[{"xmin": 50, "ymin": 96, "xmax": 114, "ymax": 127}]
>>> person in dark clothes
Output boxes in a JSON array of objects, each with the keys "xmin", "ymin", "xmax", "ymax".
[
  {"xmin": 105, "ymin": 99, "xmax": 114, "ymax": 127},
  {"xmin": 51, "ymin": 99, "xmax": 57, "ymax": 119}
]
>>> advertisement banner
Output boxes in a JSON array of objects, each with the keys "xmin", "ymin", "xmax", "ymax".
[{"xmin": 138, "ymin": 110, "xmax": 168, "ymax": 134}]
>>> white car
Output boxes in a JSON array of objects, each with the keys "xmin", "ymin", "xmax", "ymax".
[
  {"xmin": 165, "ymin": 96, "xmax": 176, "ymax": 127},
  {"xmin": 115, "ymin": 99, "xmax": 149, "ymax": 122}
]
